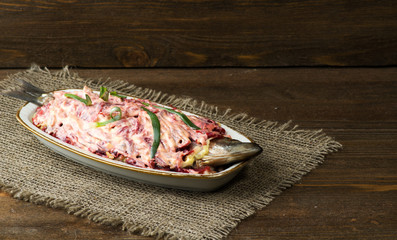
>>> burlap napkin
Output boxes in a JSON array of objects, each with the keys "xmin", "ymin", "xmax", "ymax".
[{"xmin": 0, "ymin": 66, "xmax": 341, "ymax": 240}]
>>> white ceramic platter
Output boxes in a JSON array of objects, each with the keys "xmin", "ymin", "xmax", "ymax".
[{"xmin": 16, "ymin": 90, "xmax": 253, "ymax": 191}]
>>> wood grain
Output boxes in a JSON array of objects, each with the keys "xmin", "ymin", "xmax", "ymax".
[
  {"xmin": 0, "ymin": 0, "xmax": 396, "ymax": 67},
  {"xmin": 0, "ymin": 67, "xmax": 396, "ymax": 239}
]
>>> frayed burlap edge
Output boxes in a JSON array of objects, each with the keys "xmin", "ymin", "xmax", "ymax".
[{"xmin": 0, "ymin": 65, "xmax": 342, "ymax": 240}]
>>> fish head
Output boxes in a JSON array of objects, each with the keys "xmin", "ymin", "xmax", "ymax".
[{"xmin": 199, "ymin": 138, "xmax": 262, "ymax": 167}]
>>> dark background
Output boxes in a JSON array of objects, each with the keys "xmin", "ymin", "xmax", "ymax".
[{"xmin": 0, "ymin": 0, "xmax": 396, "ymax": 68}]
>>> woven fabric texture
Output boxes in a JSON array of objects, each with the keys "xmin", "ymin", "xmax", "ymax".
[{"xmin": 0, "ymin": 66, "xmax": 341, "ymax": 240}]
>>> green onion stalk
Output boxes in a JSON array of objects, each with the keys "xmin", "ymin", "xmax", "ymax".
[
  {"xmin": 141, "ymin": 107, "xmax": 161, "ymax": 159},
  {"xmin": 95, "ymin": 107, "xmax": 123, "ymax": 127},
  {"xmin": 65, "ymin": 93, "xmax": 92, "ymax": 106}
]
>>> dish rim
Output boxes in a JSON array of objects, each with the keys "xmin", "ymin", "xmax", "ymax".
[{"xmin": 16, "ymin": 89, "xmax": 254, "ymax": 180}]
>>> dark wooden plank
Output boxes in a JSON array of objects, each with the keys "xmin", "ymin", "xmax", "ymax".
[
  {"xmin": 75, "ymin": 67, "xmax": 397, "ymax": 122},
  {"xmin": 0, "ymin": 68, "xmax": 396, "ymax": 239},
  {"xmin": 0, "ymin": 192, "xmax": 151, "ymax": 240},
  {"xmin": 0, "ymin": 1, "xmax": 397, "ymax": 67}
]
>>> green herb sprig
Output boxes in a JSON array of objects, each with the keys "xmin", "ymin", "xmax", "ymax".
[
  {"xmin": 95, "ymin": 107, "xmax": 122, "ymax": 127},
  {"xmin": 65, "ymin": 93, "xmax": 92, "ymax": 106},
  {"xmin": 99, "ymin": 86, "xmax": 127, "ymax": 100},
  {"xmin": 154, "ymin": 105, "xmax": 201, "ymax": 130},
  {"xmin": 141, "ymin": 101, "xmax": 200, "ymax": 130},
  {"xmin": 139, "ymin": 101, "xmax": 200, "ymax": 159},
  {"xmin": 141, "ymin": 107, "xmax": 161, "ymax": 159},
  {"xmin": 110, "ymin": 91, "xmax": 127, "ymax": 99},
  {"xmin": 99, "ymin": 86, "xmax": 109, "ymax": 101}
]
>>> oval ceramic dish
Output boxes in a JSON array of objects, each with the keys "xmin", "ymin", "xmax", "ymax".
[{"xmin": 16, "ymin": 90, "xmax": 254, "ymax": 191}]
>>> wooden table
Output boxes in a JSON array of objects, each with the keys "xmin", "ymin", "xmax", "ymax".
[{"xmin": 0, "ymin": 68, "xmax": 396, "ymax": 239}]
